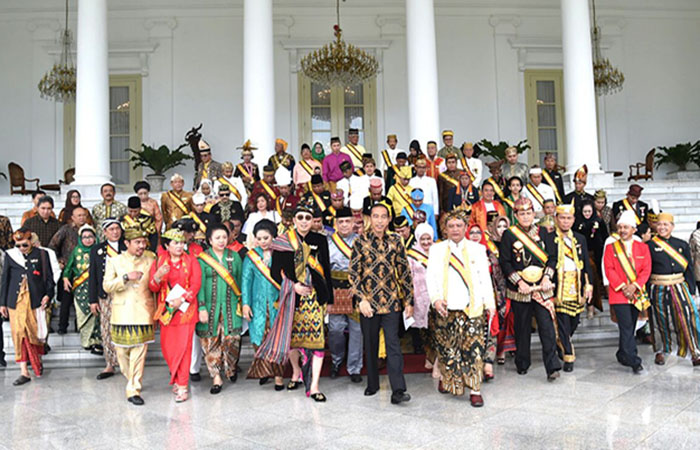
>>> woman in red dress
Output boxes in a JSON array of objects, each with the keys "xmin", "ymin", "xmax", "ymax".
[{"xmin": 149, "ymin": 229, "xmax": 202, "ymax": 402}]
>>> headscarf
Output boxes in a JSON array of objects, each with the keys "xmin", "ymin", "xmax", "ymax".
[
  {"xmin": 488, "ymin": 215, "xmax": 510, "ymax": 243},
  {"xmin": 311, "ymin": 141, "xmax": 325, "ymax": 162},
  {"xmin": 61, "ymin": 189, "xmax": 84, "ymax": 224},
  {"xmin": 468, "ymin": 224, "xmax": 488, "ymax": 247},
  {"xmin": 77, "ymin": 224, "xmax": 97, "ymax": 252},
  {"xmin": 414, "ymin": 223, "xmax": 434, "ymax": 245}
]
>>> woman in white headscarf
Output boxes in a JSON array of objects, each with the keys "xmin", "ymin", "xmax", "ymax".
[{"xmin": 406, "ymin": 223, "xmax": 436, "ymax": 371}]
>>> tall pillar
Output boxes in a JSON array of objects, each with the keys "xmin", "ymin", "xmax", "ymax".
[
  {"xmin": 74, "ymin": 0, "xmax": 111, "ymax": 185},
  {"xmin": 405, "ymin": 0, "xmax": 440, "ymax": 147},
  {"xmin": 243, "ymin": 0, "xmax": 275, "ymax": 163},
  {"xmin": 560, "ymin": 0, "xmax": 605, "ymax": 182}
]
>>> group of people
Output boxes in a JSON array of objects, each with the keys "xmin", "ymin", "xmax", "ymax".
[{"xmin": 1, "ymin": 130, "xmax": 700, "ymax": 409}]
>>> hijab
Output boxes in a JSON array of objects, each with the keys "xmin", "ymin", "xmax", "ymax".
[{"xmin": 311, "ymin": 142, "xmax": 325, "ymax": 162}]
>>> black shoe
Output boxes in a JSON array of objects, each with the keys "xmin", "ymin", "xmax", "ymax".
[
  {"xmin": 0, "ymin": 359, "xmax": 6, "ymax": 368},
  {"xmin": 127, "ymin": 395, "xmax": 144, "ymax": 406},
  {"xmin": 13, "ymin": 375, "xmax": 31, "ymax": 386},
  {"xmin": 287, "ymin": 380, "xmax": 302, "ymax": 390},
  {"xmin": 210, "ymin": 384, "xmax": 223, "ymax": 395},
  {"xmin": 90, "ymin": 346, "xmax": 104, "ymax": 356},
  {"xmin": 364, "ymin": 387, "xmax": 377, "ymax": 396},
  {"xmin": 517, "ymin": 368, "xmax": 528, "ymax": 375},
  {"xmin": 190, "ymin": 372, "xmax": 201, "ymax": 382},
  {"xmin": 229, "ymin": 371, "xmax": 238, "ymax": 383},
  {"xmin": 259, "ymin": 377, "xmax": 270, "ymax": 385},
  {"xmin": 547, "ymin": 371, "xmax": 560, "ymax": 382},
  {"xmin": 274, "ymin": 384, "xmax": 285, "ymax": 391},
  {"xmin": 563, "ymin": 362, "xmax": 574, "ymax": 372},
  {"xmin": 330, "ymin": 367, "xmax": 339, "ymax": 379},
  {"xmin": 391, "ymin": 391, "xmax": 411, "ymax": 405},
  {"xmin": 96, "ymin": 371, "xmax": 115, "ymax": 380},
  {"xmin": 350, "ymin": 374, "xmax": 362, "ymax": 383},
  {"xmin": 632, "ymin": 364, "xmax": 644, "ymax": 374},
  {"xmin": 57, "ymin": 329, "xmax": 67, "ymax": 335}
]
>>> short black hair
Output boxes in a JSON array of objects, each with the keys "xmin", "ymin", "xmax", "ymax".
[
  {"xmin": 133, "ymin": 180, "xmax": 151, "ymax": 193},
  {"xmin": 507, "ymin": 176, "xmax": 522, "ymax": 187},
  {"xmin": 206, "ymin": 223, "xmax": 230, "ymax": 243},
  {"xmin": 32, "ymin": 190, "xmax": 46, "ymax": 199},
  {"xmin": 37, "ymin": 195, "xmax": 54, "ymax": 208},
  {"xmin": 253, "ymin": 219, "xmax": 278, "ymax": 238}
]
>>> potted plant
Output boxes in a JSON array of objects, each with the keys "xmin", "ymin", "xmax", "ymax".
[
  {"xmin": 126, "ymin": 143, "xmax": 193, "ymax": 191},
  {"xmin": 474, "ymin": 139, "xmax": 530, "ymax": 160},
  {"xmin": 654, "ymin": 141, "xmax": 700, "ymax": 176}
]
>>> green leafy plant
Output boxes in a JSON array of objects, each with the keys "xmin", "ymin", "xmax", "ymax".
[
  {"xmin": 126, "ymin": 143, "xmax": 193, "ymax": 175},
  {"xmin": 654, "ymin": 141, "xmax": 700, "ymax": 171},
  {"xmin": 474, "ymin": 139, "xmax": 531, "ymax": 160}
]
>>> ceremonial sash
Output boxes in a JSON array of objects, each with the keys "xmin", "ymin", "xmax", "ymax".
[
  {"xmin": 562, "ymin": 239, "xmax": 575, "ymax": 260},
  {"xmin": 122, "ymin": 214, "xmax": 138, "ymax": 227},
  {"xmin": 525, "ymin": 184, "xmax": 546, "ymax": 208},
  {"xmin": 330, "ymin": 233, "xmax": 352, "ymax": 259},
  {"xmin": 542, "ymin": 170, "xmax": 562, "ymax": 204},
  {"xmin": 287, "ymin": 231, "xmax": 325, "ymax": 278},
  {"xmin": 260, "ymin": 180, "xmax": 278, "ymax": 200},
  {"xmin": 403, "ymin": 203, "xmax": 416, "ymax": 219},
  {"xmin": 612, "ymin": 240, "xmax": 649, "ymax": 311},
  {"xmin": 460, "ymin": 157, "xmax": 476, "ymax": 182},
  {"xmin": 246, "ymin": 249, "xmax": 281, "ymax": 290},
  {"xmin": 198, "ymin": 252, "xmax": 241, "ymax": 296},
  {"xmin": 275, "ymin": 197, "xmax": 284, "ymax": 216},
  {"xmin": 406, "ymin": 248, "xmax": 428, "ymax": 268},
  {"xmin": 394, "ymin": 183, "xmax": 413, "ymax": 210},
  {"xmin": 439, "ymin": 172, "xmax": 459, "ymax": 189},
  {"xmin": 299, "ymin": 159, "xmax": 315, "ymax": 176},
  {"xmin": 237, "ymin": 163, "xmax": 252, "ymax": 179},
  {"xmin": 448, "ymin": 253, "xmax": 472, "ymax": 292},
  {"xmin": 72, "ymin": 270, "xmax": 89, "ymax": 290},
  {"xmin": 309, "ymin": 188, "xmax": 327, "ymax": 212},
  {"xmin": 484, "ymin": 232, "xmax": 499, "ymax": 257},
  {"xmin": 346, "ymin": 144, "xmax": 363, "ymax": 162},
  {"xmin": 218, "ymin": 177, "xmax": 242, "ymax": 201},
  {"xmin": 622, "ymin": 199, "xmax": 642, "ymax": 225},
  {"xmin": 167, "ymin": 191, "xmax": 189, "ymax": 214},
  {"xmin": 354, "ymin": 168, "xmax": 365, "ymax": 177},
  {"xmin": 509, "ymin": 225, "xmax": 548, "ymax": 265},
  {"xmin": 191, "ymin": 213, "xmax": 207, "ymax": 233},
  {"xmin": 382, "ymin": 150, "xmax": 398, "ymax": 173},
  {"xmin": 652, "ymin": 237, "xmax": 688, "ymax": 270},
  {"xmin": 106, "ymin": 244, "xmax": 119, "ymax": 258},
  {"xmin": 488, "ymin": 178, "xmax": 513, "ymax": 208}
]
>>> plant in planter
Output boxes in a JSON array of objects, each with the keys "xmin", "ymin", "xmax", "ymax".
[
  {"xmin": 474, "ymin": 139, "xmax": 530, "ymax": 160},
  {"xmin": 126, "ymin": 143, "xmax": 192, "ymax": 191},
  {"xmin": 654, "ymin": 141, "xmax": 700, "ymax": 172}
]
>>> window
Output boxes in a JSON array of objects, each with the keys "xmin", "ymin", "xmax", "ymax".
[
  {"xmin": 524, "ymin": 70, "xmax": 565, "ymax": 167},
  {"xmin": 63, "ymin": 74, "xmax": 142, "ymax": 186},
  {"xmin": 299, "ymin": 77, "xmax": 377, "ymax": 155}
]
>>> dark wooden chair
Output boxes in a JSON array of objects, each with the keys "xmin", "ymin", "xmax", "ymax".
[
  {"xmin": 628, "ymin": 149, "xmax": 655, "ymax": 181},
  {"xmin": 40, "ymin": 168, "xmax": 75, "ymax": 192},
  {"xmin": 8, "ymin": 162, "xmax": 40, "ymax": 195}
]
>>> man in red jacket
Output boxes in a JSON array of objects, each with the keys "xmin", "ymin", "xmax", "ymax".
[{"xmin": 603, "ymin": 210, "xmax": 651, "ymax": 374}]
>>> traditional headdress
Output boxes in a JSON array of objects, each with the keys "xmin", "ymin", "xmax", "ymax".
[
  {"xmin": 504, "ymin": 146, "xmax": 518, "ymax": 157},
  {"xmin": 574, "ymin": 165, "xmax": 588, "ymax": 183},
  {"xmin": 162, "ymin": 228, "xmax": 186, "ymax": 243},
  {"xmin": 513, "ymin": 197, "xmax": 534, "ymax": 212},
  {"xmin": 198, "ymin": 139, "xmax": 211, "ymax": 152},
  {"xmin": 275, "ymin": 139, "xmax": 288, "ymax": 151}
]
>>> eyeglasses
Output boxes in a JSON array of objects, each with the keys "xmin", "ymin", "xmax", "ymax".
[
  {"xmin": 15, "ymin": 243, "xmax": 30, "ymax": 249},
  {"xmin": 469, "ymin": 230, "xmax": 482, "ymax": 235},
  {"xmin": 220, "ymin": 193, "xmax": 230, "ymax": 197},
  {"xmin": 296, "ymin": 214, "xmax": 313, "ymax": 221}
]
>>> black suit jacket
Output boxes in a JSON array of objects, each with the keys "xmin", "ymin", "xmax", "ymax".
[
  {"xmin": 543, "ymin": 230, "xmax": 593, "ymax": 297},
  {"xmin": 88, "ymin": 240, "xmax": 126, "ymax": 304},
  {"xmin": 0, "ymin": 248, "xmax": 55, "ymax": 309},
  {"xmin": 446, "ymin": 185, "xmax": 479, "ymax": 212},
  {"xmin": 543, "ymin": 169, "xmax": 566, "ymax": 202},
  {"xmin": 271, "ymin": 231, "xmax": 334, "ymax": 306},
  {"xmin": 611, "ymin": 199, "xmax": 649, "ymax": 224}
]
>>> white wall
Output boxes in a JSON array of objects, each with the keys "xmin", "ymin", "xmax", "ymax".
[{"xmin": 1, "ymin": 0, "xmax": 699, "ymax": 193}]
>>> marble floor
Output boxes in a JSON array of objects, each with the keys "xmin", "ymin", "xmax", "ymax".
[{"xmin": 2, "ymin": 345, "xmax": 700, "ymax": 450}]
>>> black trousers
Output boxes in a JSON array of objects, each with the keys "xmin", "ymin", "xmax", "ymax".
[
  {"xmin": 556, "ymin": 313, "xmax": 580, "ymax": 362},
  {"xmin": 57, "ymin": 285, "xmax": 74, "ymax": 333},
  {"xmin": 0, "ymin": 317, "xmax": 5, "ymax": 361},
  {"xmin": 512, "ymin": 300, "xmax": 561, "ymax": 375},
  {"xmin": 360, "ymin": 311, "xmax": 406, "ymax": 394},
  {"xmin": 611, "ymin": 304, "xmax": 641, "ymax": 368}
]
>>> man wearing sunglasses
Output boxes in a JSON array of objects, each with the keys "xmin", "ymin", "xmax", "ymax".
[
  {"xmin": 0, "ymin": 228, "xmax": 55, "ymax": 386},
  {"xmin": 210, "ymin": 184, "xmax": 244, "ymax": 224}
]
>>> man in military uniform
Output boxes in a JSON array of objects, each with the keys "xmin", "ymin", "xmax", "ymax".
[
  {"xmin": 194, "ymin": 140, "xmax": 222, "ymax": 190},
  {"xmin": 563, "ymin": 165, "xmax": 594, "ymax": 214},
  {"xmin": 499, "ymin": 197, "xmax": 561, "ymax": 381},
  {"xmin": 502, "ymin": 146, "xmax": 529, "ymax": 186},
  {"xmin": 161, "ymin": 173, "xmax": 193, "ymax": 229},
  {"xmin": 303, "ymin": 174, "xmax": 331, "ymax": 214},
  {"xmin": 122, "ymin": 196, "xmax": 158, "ymax": 251},
  {"xmin": 542, "ymin": 153, "xmax": 565, "ymax": 204},
  {"xmin": 249, "ymin": 165, "xmax": 280, "ymax": 211},
  {"xmin": 523, "ymin": 167, "xmax": 556, "ymax": 217},
  {"xmin": 611, "ymin": 184, "xmax": 649, "ymax": 228},
  {"xmin": 646, "ymin": 212, "xmax": 700, "ymax": 366},
  {"xmin": 268, "ymin": 138, "xmax": 295, "ymax": 173},
  {"xmin": 210, "ymin": 184, "xmax": 244, "ymax": 224},
  {"xmin": 459, "ymin": 142, "xmax": 483, "ymax": 187},
  {"xmin": 438, "ymin": 153, "xmax": 463, "ymax": 214},
  {"xmin": 544, "ymin": 203, "xmax": 593, "ymax": 372},
  {"xmin": 437, "ymin": 130, "xmax": 460, "ymax": 158},
  {"xmin": 234, "ymin": 140, "xmax": 260, "ymax": 194},
  {"xmin": 341, "ymin": 128, "xmax": 366, "ymax": 169}
]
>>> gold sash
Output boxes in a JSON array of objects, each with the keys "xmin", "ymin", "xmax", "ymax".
[
  {"xmin": 218, "ymin": 177, "xmax": 242, "ymax": 201},
  {"xmin": 192, "ymin": 213, "xmax": 207, "ymax": 233},
  {"xmin": 167, "ymin": 191, "xmax": 189, "ymax": 215},
  {"xmin": 439, "ymin": 172, "xmax": 459, "ymax": 189},
  {"xmin": 509, "ymin": 225, "xmax": 548, "ymax": 265},
  {"xmin": 287, "ymin": 231, "xmax": 325, "ymax": 278},
  {"xmin": 652, "ymin": 237, "xmax": 688, "ymax": 270},
  {"xmin": 260, "ymin": 180, "xmax": 278, "ymax": 200},
  {"xmin": 299, "ymin": 159, "xmax": 315, "ymax": 176},
  {"xmin": 622, "ymin": 199, "xmax": 642, "ymax": 225},
  {"xmin": 525, "ymin": 183, "xmax": 546, "ymax": 208},
  {"xmin": 72, "ymin": 270, "xmax": 89, "ymax": 290},
  {"xmin": 489, "ymin": 178, "xmax": 513, "ymax": 208},
  {"xmin": 542, "ymin": 170, "xmax": 562, "ymax": 204},
  {"xmin": 460, "ymin": 157, "xmax": 476, "ymax": 182},
  {"xmin": 346, "ymin": 143, "xmax": 363, "ymax": 162},
  {"xmin": 612, "ymin": 240, "xmax": 649, "ymax": 311},
  {"xmin": 406, "ymin": 248, "xmax": 428, "ymax": 268},
  {"xmin": 330, "ymin": 233, "xmax": 352, "ymax": 259},
  {"xmin": 246, "ymin": 249, "xmax": 280, "ymax": 290},
  {"xmin": 199, "ymin": 252, "xmax": 241, "ymax": 296},
  {"xmin": 106, "ymin": 244, "xmax": 119, "ymax": 258}
]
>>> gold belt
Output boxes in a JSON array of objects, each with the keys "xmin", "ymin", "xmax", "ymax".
[
  {"xmin": 650, "ymin": 273, "xmax": 684, "ymax": 286},
  {"xmin": 331, "ymin": 270, "xmax": 349, "ymax": 281},
  {"xmin": 519, "ymin": 266, "xmax": 544, "ymax": 284}
]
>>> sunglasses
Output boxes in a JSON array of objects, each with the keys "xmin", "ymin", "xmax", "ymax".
[
  {"xmin": 220, "ymin": 193, "xmax": 230, "ymax": 197},
  {"xmin": 469, "ymin": 230, "xmax": 482, "ymax": 235},
  {"xmin": 295, "ymin": 214, "xmax": 313, "ymax": 221},
  {"xmin": 15, "ymin": 243, "xmax": 30, "ymax": 249}
]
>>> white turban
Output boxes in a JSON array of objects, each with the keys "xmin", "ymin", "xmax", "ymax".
[
  {"xmin": 349, "ymin": 193, "xmax": 364, "ymax": 210},
  {"xmin": 414, "ymin": 223, "xmax": 434, "ymax": 242},
  {"xmin": 529, "ymin": 167, "xmax": 542, "ymax": 175},
  {"xmin": 275, "ymin": 166, "xmax": 291, "ymax": 186},
  {"xmin": 617, "ymin": 210, "xmax": 638, "ymax": 228}
]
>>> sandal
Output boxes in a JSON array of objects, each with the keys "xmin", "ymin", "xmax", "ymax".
[
  {"xmin": 287, "ymin": 380, "xmax": 302, "ymax": 390},
  {"xmin": 310, "ymin": 392, "xmax": 327, "ymax": 402},
  {"xmin": 175, "ymin": 389, "xmax": 189, "ymax": 403},
  {"xmin": 497, "ymin": 356, "xmax": 506, "ymax": 365}
]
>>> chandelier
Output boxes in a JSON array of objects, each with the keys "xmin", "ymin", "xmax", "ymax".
[
  {"xmin": 590, "ymin": 0, "xmax": 624, "ymax": 96},
  {"xmin": 38, "ymin": 0, "xmax": 76, "ymax": 102},
  {"xmin": 300, "ymin": 0, "xmax": 379, "ymax": 87}
]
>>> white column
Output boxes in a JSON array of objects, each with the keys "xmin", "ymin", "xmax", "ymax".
[
  {"xmin": 561, "ymin": 0, "xmax": 601, "ymax": 175},
  {"xmin": 243, "ymin": 0, "xmax": 275, "ymax": 163},
  {"xmin": 74, "ymin": 0, "xmax": 111, "ymax": 185},
  {"xmin": 405, "ymin": 0, "xmax": 440, "ymax": 147}
]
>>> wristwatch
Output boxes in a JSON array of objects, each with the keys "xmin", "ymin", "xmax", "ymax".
[{"xmin": 122, "ymin": 274, "xmax": 129, "ymax": 283}]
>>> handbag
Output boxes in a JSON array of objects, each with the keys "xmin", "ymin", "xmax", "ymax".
[{"xmin": 36, "ymin": 307, "xmax": 48, "ymax": 342}]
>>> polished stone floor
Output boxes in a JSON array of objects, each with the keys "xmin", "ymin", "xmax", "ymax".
[{"xmin": 2, "ymin": 345, "xmax": 700, "ymax": 450}]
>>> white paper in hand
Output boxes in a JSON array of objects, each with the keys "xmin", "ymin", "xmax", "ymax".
[
  {"xmin": 403, "ymin": 311, "xmax": 415, "ymax": 329},
  {"xmin": 166, "ymin": 284, "xmax": 189, "ymax": 313}
]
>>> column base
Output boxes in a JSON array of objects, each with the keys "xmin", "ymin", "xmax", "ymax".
[{"xmin": 563, "ymin": 171, "xmax": 615, "ymax": 191}]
